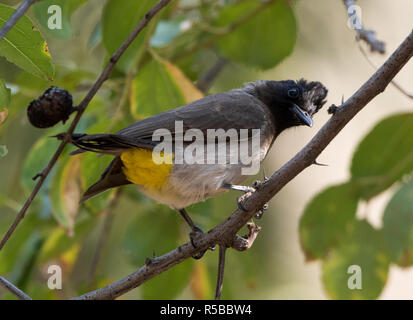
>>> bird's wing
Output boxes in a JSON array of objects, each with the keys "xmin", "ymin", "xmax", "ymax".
[
  {"xmin": 71, "ymin": 90, "xmax": 269, "ymax": 154},
  {"xmin": 116, "ymin": 90, "xmax": 269, "ymax": 140}
]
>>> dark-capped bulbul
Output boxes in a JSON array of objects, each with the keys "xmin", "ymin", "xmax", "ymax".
[{"xmin": 70, "ymin": 79, "xmax": 328, "ymax": 235}]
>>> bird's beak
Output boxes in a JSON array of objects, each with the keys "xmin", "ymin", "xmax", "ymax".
[{"xmin": 291, "ymin": 104, "xmax": 313, "ymax": 127}]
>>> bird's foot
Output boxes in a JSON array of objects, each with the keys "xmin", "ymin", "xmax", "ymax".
[
  {"xmin": 328, "ymin": 95, "xmax": 345, "ymax": 115},
  {"xmin": 189, "ymin": 226, "xmax": 215, "ymax": 259},
  {"xmin": 224, "ymin": 170, "xmax": 270, "ymax": 218},
  {"xmin": 250, "ymin": 174, "xmax": 269, "ymax": 218},
  {"xmin": 190, "ymin": 226, "xmax": 207, "ymax": 259}
]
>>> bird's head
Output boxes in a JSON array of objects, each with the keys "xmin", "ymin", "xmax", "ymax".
[{"xmin": 244, "ymin": 79, "xmax": 328, "ymax": 130}]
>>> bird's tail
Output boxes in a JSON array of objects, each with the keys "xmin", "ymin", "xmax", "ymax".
[
  {"xmin": 58, "ymin": 133, "xmax": 156, "ymax": 201},
  {"xmin": 80, "ymin": 155, "xmax": 131, "ymax": 202},
  {"xmin": 67, "ymin": 133, "xmax": 157, "ymax": 155}
]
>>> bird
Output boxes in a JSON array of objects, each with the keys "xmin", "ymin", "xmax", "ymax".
[{"xmin": 69, "ymin": 79, "xmax": 327, "ymax": 241}]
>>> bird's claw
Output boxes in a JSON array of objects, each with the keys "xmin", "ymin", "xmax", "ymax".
[
  {"xmin": 328, "ymin": 104, "xmax": 339, "ymax": 114},
  {"xmin": 237, "ymin": 192, "xmax": 253, "ymax": 212},
  {"xmin": 255, "ymin": 202, "xmax": 268, "ymax": 219},
  {"xmin": 189, "ymin": 226, "xmax": 213, "ymax": 259}
]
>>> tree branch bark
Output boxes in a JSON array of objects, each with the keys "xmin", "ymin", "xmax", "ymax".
[
  {"xmin": 0, "ymin": 276, "xmax": 32, "ymax": 300},
  {"xmin": 0, "ymin": 0, "xmax": 173, "ymax": 251},
  {"xmin": 74, "ymin": 28, "xmax": 413, "ymax": 300},
  {"xmin": 0, "ymin": 0, "xmax": 37, "ymax": 41},
  {"xmin": 343, "ymin": 0, "xmax": 385, "ymax": 54}
]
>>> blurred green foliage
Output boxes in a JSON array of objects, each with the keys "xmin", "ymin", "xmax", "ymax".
[
  {"xmin": 0, "ymin": 0, "xmax": 297, "ymax": 300},
  {"xmin": 300, "ymin": 113, "xmax": 413, "ymax": 299},
  {"xmin": 1, "ymin": 0, "xmax": 410, "ymax": 301}
]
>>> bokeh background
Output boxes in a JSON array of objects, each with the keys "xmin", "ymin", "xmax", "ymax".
[{"xmin": 0, "ymin": 0, "xmax": 413, "ymax": 299}]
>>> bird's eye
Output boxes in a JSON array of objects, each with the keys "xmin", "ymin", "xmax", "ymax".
[{"xmin": 287, "ymin": 88, "xmax": 299, "ymax": 98}]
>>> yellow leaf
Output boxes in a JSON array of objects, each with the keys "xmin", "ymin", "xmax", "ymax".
[
  {"xmin": 190, "ymin": 261, "xmax": 212, "ymax": 299},
  {"xmin": 163, "ymin": 60, "xmax": 204, "ymax": 103},
  {"xmin": 0, "ymin": 108, "xmax": 7, "ymax": 125},
  {"xmin": 59, "ymin": 243, "xmax": 80, "ymax": 274},
  {"xmin": 61, "ymin": 156, "xmax": 82, "ymax": 236}
]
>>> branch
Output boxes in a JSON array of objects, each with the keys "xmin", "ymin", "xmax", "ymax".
[
  {"xmin": 0, "ymin": 0, "xmax": 37, "ymax": 41},
  {"xmin": 357, "ymin": 42, "xmax": 413, "ymax": 100},
  {"xmin": 173, "ymin": 0, "xmax": 278, "ymax": 61},
  {"xmin": 342, "ymin": 0, "xmax": 385, "ymax": 54},
  {"xmin": 0, "ymin": 0, "xmax": 173, "ymax": 251},
  {"xmin": 214, "ymin": 246, "xmax": 227, "ymax": 300},
  {"xmin": 73, "ymin": 28, "xmax": 413, "ymax": 300},
  {"xmin": 196, "ymin": 57, "xmax": 228, "ymax": 94},
  {"xmin": 0, "ymin": 276, "xmax": 32, "ymax": 300},
  {"xmin": 88, "ymin": 190, "xmax": 121, "ymax": 286}
]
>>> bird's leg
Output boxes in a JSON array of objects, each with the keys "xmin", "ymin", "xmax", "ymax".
[
  {"xmin": 221, "ymin": 183, "xmax": 256, "ymax": 193},
  {"xmin": 178, "ymin": 208, "xmax": 202, "ymax": 234},
  {"xmin": 178, "ymin": 208, "xmax": 207, "ymax": 259},
  {"xmin": 221, "ymin": 183, "xmax": 256, "ymax": 211},
  {"xmin": 222, "ymin": 169, "xmax": 270, "ymax": 218},
  {"xmin": 251, "ymin": 169, "xmax": 269, "ymax": 219}
]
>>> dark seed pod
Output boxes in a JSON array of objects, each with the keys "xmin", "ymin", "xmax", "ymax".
[{"xmin": 27, "ymin": 86, "xmax": 74, "ymax": 128}]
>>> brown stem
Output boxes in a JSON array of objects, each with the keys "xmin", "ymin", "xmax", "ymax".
[
  {"xmin": 73, "ymin": 29, "xmax": 413, "ymax": 300},
  {"xmin": 196, "ymin": 58, "xmax": 228, "ymax": 94},
  {"xmin": 357, "ymin": 41, "xmax": 413, "ymax": 100},
  {"xmin": 173, "ymin": 0, "xmax": 278, "ymax": 61},
  {"xmin": 0, "ymin": 276, "xmax": 32, "ymax": 300},
  {"xmin": 214, "ymin": 245, "xmax": 227, "ymax": 300},
  {"xmin": 88, "ymin": 190, "xmax": 121, "ymax": 286},
  {"xmin": 0, "ymin": 0, "xmax": 37, "ymax": 41}
]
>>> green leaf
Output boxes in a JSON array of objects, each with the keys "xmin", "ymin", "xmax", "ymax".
[
  {"xmin": 78, "ymin": 117, "xmax": 116, "ymax": 213},
  {"xmin": 33, "ymin": 0, "xmax": 87, "ymax": 39},
  {"xmin": 80, "ymin": 152, "xmax": 114, "ymax": 213},
  {"xmin": 122, "ymin": 205, "xmax": 194, "ymax": 299},
  {"xmin": 38, "ymin": 216, "xmax": 95, "ymax": 264},
  {"xmin": 382, "ymin": 180, "xmax": 413, "ymax": 267},
  {"xmin": 0, "ymin": 4, "xmax": 54, "ymax": 80},
  {"xmin": 322, "ymin": 220, "xmax": 390, "ymax": 300},
  {"xmin": 0, "ymin": 214, "xmax": 42, "ymax": 275},
  {"xmin": 122, "ymin": 206, "xmax": 182, "ymax": 266},
  {"xmin": 351, "ymin": 113, "xmax": 413, "ymax": 199},
  {"xmin": 8, "ymin": 232, "xmax": 45, "ymax": 289},
  {"xmin": 50, "ymin": 156, "xmax": 82, "ymax": 235},
  {"xmin": 88, "ymin": 22, "xmax": 102, "ymax": 49},
  {"xmin": 142, "ymin": 259, "xmax": 193, "ymax": 299},
  {"xmin": 299, "ymin": 183, "xmax": 359, "ymax": 260},
  {"xmin": 130, "ymin": 56, "xmax": 186, "ymax": 118},
  {"xmin": 21, "ymin": 134, "xmax": 62, "ymax": 192},
  {"xmin": 0, "ymin": 79, "xmax": 11, "ymax": 108},
  {"xmin": 215, "ymin": 0, "xmax": 296, "ymax": 69},
  {"xmin": 0, "ymin": 145, "xmax": 7, "ymax": 157},
  {"xmin": 102, "ymin": 0, "xmax": 158, "ymax": 72},
  {"xmin": 150, "ymin": 20, "xmax": 182, "ymax": 47}
]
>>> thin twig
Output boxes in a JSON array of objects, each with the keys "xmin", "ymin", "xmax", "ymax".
[
  {"xmin": 214, "ymin": 245, "xmax": 227, "ymax": 300},
  {"xmin": 196, "ymin": 57, "xmax": 228, "ymax": 94},
  {"xmin": 342, "ymin": 0, "xmax": 385, "ymax": 54},
  {"xmin": 357, "ymin": 41, "xmax": 413, "ymax": 99},
  {"xmin": 0, "ymin": 276, "xmax": 32, "ymax": 300},
  {"xmin": 0, "ymin": 0, "xmax": 37, "ymax": 41},
  {"xmin": 0, "ymin": 0, "xmax": 173, "ymax": 251},
  {"xmin": 73, "ymin": 29, "xmax": 413, "ymax": 300},
  {"xmin": 173, "ymin": 0, "xmax": 278, "ymax": 61},
  {"xmin": 231, "ymin": 221, "xmax": 262, "ymax": 252},
  {"xmin": 88, "ymin": 190, "xmax": 121, "ymax": 285}
]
